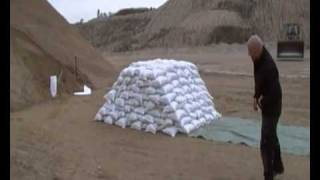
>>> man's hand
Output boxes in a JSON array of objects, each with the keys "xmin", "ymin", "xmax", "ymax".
[
  {"xmin": 257, "ymin": 96, "xmax": 263, "ymax": 108},
  {"xmin": 253, "ymin": 96, "xmax": 263, "ymax": 111},
  {"xmin": 253, "ymin": 98, "xmax": 258, "ymax": 111}
]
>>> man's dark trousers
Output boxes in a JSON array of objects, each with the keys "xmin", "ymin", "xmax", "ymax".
[{"xmin": 260, "ymin": 114, "xmax": 284, "ymax": 180}]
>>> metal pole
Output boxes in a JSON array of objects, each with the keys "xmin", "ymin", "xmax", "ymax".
[{"xmin": 75, "ymin": 56, "xmax": 78, "ymax": 81}]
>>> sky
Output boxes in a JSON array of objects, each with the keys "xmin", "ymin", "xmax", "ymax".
[{"xmin": 47, "ymin": 0, "xmax": 168, "ymax": 24}]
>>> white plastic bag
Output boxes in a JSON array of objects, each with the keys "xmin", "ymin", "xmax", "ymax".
[{"xmin": 50, "ymin": 75, "xmax": 57, "ymax": 97}]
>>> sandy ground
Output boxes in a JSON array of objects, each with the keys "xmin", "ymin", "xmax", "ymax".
[{"xmin": 11, "ymin": 46, "xmax": 310, "ymax": 180}]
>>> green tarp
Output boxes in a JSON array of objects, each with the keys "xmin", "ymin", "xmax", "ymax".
[{"xmin": 189, "ymin": 117, "xmax": 309, "ymax": 156}]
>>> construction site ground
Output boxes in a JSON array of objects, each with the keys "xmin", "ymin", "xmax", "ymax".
[{"xmin": 11, "ymin": 45, "xmax": 310, "ymax": 180}]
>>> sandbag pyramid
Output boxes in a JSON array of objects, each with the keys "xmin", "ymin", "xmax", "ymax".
[{"xmin": 95, "ymin": 59, "xmax": 221, "ymax": 137}]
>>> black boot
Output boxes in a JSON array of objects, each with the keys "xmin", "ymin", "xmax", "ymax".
[
  {"xmin": 264, "ymin": 173, "xmax": 274, "ymax": 180},
  {"xmin": 273, "ymin": 163, "xmax": 284, "ymax": 176}
]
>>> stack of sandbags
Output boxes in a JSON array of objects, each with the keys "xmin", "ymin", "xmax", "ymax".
[{"xmin": 95, "ymin": 59, "xmax": 221, "ymax": 137}]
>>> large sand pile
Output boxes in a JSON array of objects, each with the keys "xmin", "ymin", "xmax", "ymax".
[
  {"xmin": 77, "ymin": 0, "xmax": 310, "ymax": 51},
  {"xmin": 10, "ymin": 0, "xmax": 116, "ymax": 111}
]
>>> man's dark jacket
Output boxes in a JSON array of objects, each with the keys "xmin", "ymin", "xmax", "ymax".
[{"xmin": 254, "ymin": 46, "xmax": 282, "ymax": 117}]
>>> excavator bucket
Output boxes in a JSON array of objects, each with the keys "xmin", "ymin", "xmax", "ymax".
[{"xmin": 277, "ymin": 41, "xmax": 304, "ymax": 60}]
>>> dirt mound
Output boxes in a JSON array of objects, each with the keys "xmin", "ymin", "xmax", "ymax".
[
  {"xmin": 10, "ymin": 0, "xmax": 116, "ymax": 111},
  {"xmin": 77, "ymin": 0, "xmax": 310, "ymax": 51},
  {"xmin": 77, "ymin": 13, "xmax": 152, "ymax": 52}
]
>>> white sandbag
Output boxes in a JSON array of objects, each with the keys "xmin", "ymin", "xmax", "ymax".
[
  {"xmin": 177, "ymin": 69, "xmax": 184, "ymax": 77},
  {"xmin": 179, "ymin": 116, "xmax": 192, "ymax": 127},
  {"xmin": 124, "ymin": 105, "xmax": 132, "ymax": 113},
  {"xmin": 166, "ymin": 72, "xmax": 178, "ymax": 81},
  {"xmin": 182, "ymin": 123, "xmax": 196, "ymax": 134},
  {"xmin": 104, "ymin": 89, "xmax": 116, "ymax": 101},
  {"xmin": 149, "ymin": 94, "xmax": 161, "ymax": 105},
  {"xmin": 204, "ymin": 114, "xmax": 214, "ymax": 121},
  {"xmin": 183, "ymin": 68, "xmax": 190, "ymax": 77},
  {"xmin": 162, "ymin": 127, "xmax": 178, "ymax": 137},
  {"xmin": 142, "ymin": 115, "xmax": 154, "ymax": 124},
  {"xmin": 144, "ymin": 100, "xmax": 156, "ymax": 110},
  {"xmin": 155, "ymin": 76, "xmax": 169, "ymax": 86},
  {"xmin": 103, "ymin": 116, "xmax": 113, "ymax": 125},
  {"xmin": 171, "ymin": 79, "xmax": 180, "ymax": 87},
  {"xmin": 190, "ymin": 112, "xmax": 197, "ymax": 119},
  {"xmin": 117, "ymin": 111, "xmax": 126, "ymax": 118},
  {"xmin": 141, "ymin": 122, "xmax": 147, "ymax": 129},
  {"xmin": 115, "ymin": 98, "xmax": 125, "ymax": 107},
  {"xmin": 195, "ymin": 110, "xmax": 203, "ymax": 119},
  {"xmin": 130, "ymin": 121, "xmax": 142, "ymax": 131},
  {"xmin": 157, "ymin": 119, "xmax": 174, "ymax": 130},
  {"xmin": 179, "ymin": 77, "xmax": 188, "ymax": 85},
  {"xmin": 123, "ymin": 76, "xmax": 132, "ymax": 85},
  {"xmin": 172, "ymin": 87, "xmax": 183, "ymax": 95},
  {"xmin": 163, "ymin": 105, "xmax": 174, "ymax": 113},
  {"xmin": 115, "ymin": 118, "xmax": 127, "ymax": 128},
  {"xmin": 160, "ymin": 93, "xmax": 176, "ymax": 105},
  {"xmin": 131, "ymin": 93, "xmax": 143, "ymax": 104},
  {"xmin": 145, "ymin": 124, "xmax": 157, "ymax": 134},
  {"xmin": 182, "ymin": 85, "xmax": 190, "ymax": 93},
  {"xmin": 136, "ymin": 80, "xmax": 146, "ymax": 87},
  {"xmin": 94, "ymin": 113, "xmax": 103, "ymax": 121},
  {"xmin": 175, "ymin": 95, "xmax": 186, "ymax": 103},
  {"xmin": 127, "ymin": 99, "xmax": 140, "ymax": 106},
  {"xmin": 141, "ymin": 69, "xmax": 154, "ymax": 80},
  {"xmin": 153, "ymin": 69, "xmax": 166, "ymax": 77},
  {"xmin": 169, "ymin": 109, "xmax": 186, "ymax": 121},
  {"xmin": 162, "ymin": 83, "xmax": 174, "ymax": 93},
  {"xmin": 130, "ymin": 84, "xmax": 140, "ymax": 93},
  {"xmin": 128, "ymin": 112, "xmax": 139, "ymax": 122},
  {"xmin": 145, "ymin": 87, "xmax": 156, "ymax": 94},
  {"xmin": 109, "ymin": 111, "xmax": 119, "ymax": 120},
  {"xmin": 191, "ymin": 120, "xmax": 202, "ymax": 129},
  {"xmin": 98, "ymin": 107, "xmax": 107, "ymax": 115},
  {"xmin": 119, "ymin": 91, "xmax": 129, "ymax": 99},
  {"xmin": 134, "ymin": 107, "xmax": 145, "ymax": 115},
  {"xmin": 184, "ymin": 103, "xmax": 193, "ymax": 113},
  {"xmin": 148, "ymin": 109, "xmax": 161, "ymax": 118},
  {"xmin": 198, "ymin": 117, "xmax": 206, "ymax": 125},
  {"xmin": 185, "ymin": 94, "xmax": 193, "ymax": 101}
]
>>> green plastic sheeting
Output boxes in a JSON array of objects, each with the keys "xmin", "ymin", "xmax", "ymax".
[{"xmin": 189, "ymin": 117, "xmax": 309, "ymax": 156}]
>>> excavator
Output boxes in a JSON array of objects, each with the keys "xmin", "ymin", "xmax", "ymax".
[{"xmin": 277, "ymin": 23, "xmax": 304, "ymax": 61}]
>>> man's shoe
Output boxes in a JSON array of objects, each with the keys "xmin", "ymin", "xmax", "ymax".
[{"xmin": 273, "ymin": 165, "xmax": 284, "ymax": 176}]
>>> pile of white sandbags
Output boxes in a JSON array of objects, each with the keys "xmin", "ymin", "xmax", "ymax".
[{"xmin": 95, "ymin": 59, "xmax": 221, "ymax": 137}]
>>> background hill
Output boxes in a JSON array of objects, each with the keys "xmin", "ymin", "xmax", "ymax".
[{"xmin": 76, "ymin": 0, "xmax": 310, "ymax": 52}]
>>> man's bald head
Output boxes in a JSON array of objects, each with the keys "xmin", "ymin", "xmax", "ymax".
[{"xmin": 247, "ymin": 35, "xmax": 264, "ymax": 62}]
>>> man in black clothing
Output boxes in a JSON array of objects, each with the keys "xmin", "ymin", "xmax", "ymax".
[{"xmin": 247, "ymin": 35, "xmax": 284, "ymax": 180}]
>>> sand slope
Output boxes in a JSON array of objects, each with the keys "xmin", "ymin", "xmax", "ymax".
[{"xmin": 10, "ymin": 0, "xmax": 116, "ymax": 111}]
